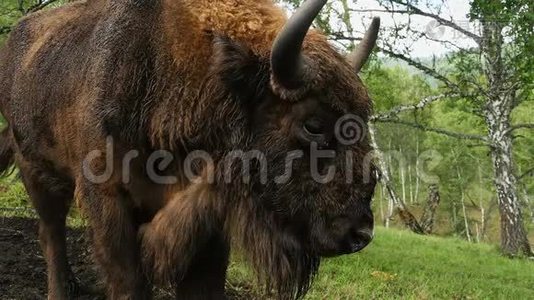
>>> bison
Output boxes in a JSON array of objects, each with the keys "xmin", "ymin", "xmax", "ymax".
[{"xmin": 0, "ymin": 0, "xmax": 380, "ymax": 298}]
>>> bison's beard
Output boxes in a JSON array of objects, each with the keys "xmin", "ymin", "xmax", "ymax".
[{"xmin": 227, "ymin": 196, "xmax": 320, "ymax": 299}]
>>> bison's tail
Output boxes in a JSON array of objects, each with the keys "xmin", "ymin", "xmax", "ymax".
[{"xmin": 0, "ymin": 126, "xmax": 14, "ymax": 177}]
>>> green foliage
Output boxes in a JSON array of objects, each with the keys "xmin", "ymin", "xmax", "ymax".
[
  {"xmin": 0, "ymin": 0, "xmax": 67, "ymax": 44},
  {"xmin": 364, "ymin": 66, "xmax": 434, "ymax": 112},
  {"xmin": 361, "ymin": 63, "xmax": 533, "ymax": 241},
  {"xmin": 0, "ymin": 0, "xmax": 25, "ymax": 44},
  {"xmin": 229, "ymin": 226, "xmax": 534, "ymax": 299},
  {"xmin": 470, "ymin": 0, "xmax": 534, "ymax": 85}
]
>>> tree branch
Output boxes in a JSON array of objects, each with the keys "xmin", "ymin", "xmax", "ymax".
[
  {"xmin": 26, "ymin": 0, "xmax": 60, "ymax": 14},
  {"xmin": 375, "ymin": 119, "xmax": 489, "ymax": 142},
  {"xmin": 378, "ymin": 46, "xmax": 461, "ymax": 91},
  {"xmin": 386, "ymin": 0, "xmax": 482, "ymax": 44},
  {"xmin": 329, "ymin": 32, "xmax": 470, "ymax": 96},
  {"xmin": 371, "ymin": 94, "xmax": 456, "ymax": 121},
  {"xmin": 349, "ymin": 8, "xmax": 412, "ymax": 14},
  {"xmin": 510, "ymin": 124, "xmax": 534, "ymax": 132},
  {"xmin": 417, "ymin": 29, "xmax": 470, "ymax": 51}
]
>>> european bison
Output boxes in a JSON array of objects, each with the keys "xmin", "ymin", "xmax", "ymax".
[{"xmin": 0, "ymin": 0, "xmax": 379, "ymax": 298}]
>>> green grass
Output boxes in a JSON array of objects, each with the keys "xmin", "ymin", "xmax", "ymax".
[
  {"xmin": 0, "ymin": 174, "xmax": 29, "ymax": 208},
  {"xmin": 229, "ymin": 227, "xmax": 534, "ymax": 299}
]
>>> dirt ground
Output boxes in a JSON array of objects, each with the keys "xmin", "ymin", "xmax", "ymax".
[
  {"xmin": 0, "ymin": 217, "xmax": 101, "ymax": 299},
  {"xmin": 0, "ymin": 217, "xmax": 250, "ymax": 300}
]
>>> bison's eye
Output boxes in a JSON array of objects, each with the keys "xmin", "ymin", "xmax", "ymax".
[
  {"xmin": 299, "ymin": 118, "xmax": 329, "ymax": 145},
  {"xmin": 303, "ymin": 119, "xmax": 324, "ymax": 136}
]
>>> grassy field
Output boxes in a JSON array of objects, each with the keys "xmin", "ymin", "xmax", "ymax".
[{"xmin": 229, "ymin": 227, "xmax": 534, "ymax": 299}]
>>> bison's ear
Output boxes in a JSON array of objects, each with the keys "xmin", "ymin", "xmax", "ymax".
[{"xmin": 211, "ymin": 35, "xmax": 267, "ymax": 101}]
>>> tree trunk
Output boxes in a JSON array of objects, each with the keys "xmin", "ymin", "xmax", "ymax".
[
  {"xmin": 455, "ymin": 165, "xmax": 472, "ymax": 242},
  {"xmin": 482, "ymin": 20, "xmax": 532, "ymax": 257},
  {"xmin": 378, "ymin": 184, "xmax": 386, "ymax": 223},
  {"xmin": 460, "ymin": 189, "xmax": 472, "ymax": 243},
  {"xmin": 420, "ymin": 184, "xmax": 440, "ymax": 234},
  {"xmin": 408, "ymin": 164, "xmax": 414, "ymax": 204},
  {"xmin": 486, "ymin": 118, "xmax": 532, "ymax": 256},
  {"xmin": 414, "ymin": 137, "xmax": 420, "ymax": 203},
  {"xmin": 399, "ymin": 146, "xmax": 407, "ymax": 204}
]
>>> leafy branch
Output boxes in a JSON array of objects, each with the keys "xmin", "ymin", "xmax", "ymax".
[
  {"xmin": 378, "ymin": 47, "xmax": 466, "ymax": 95},
  {"xmin": 375, "ymin": 119, "xmax": 489, "ymax": 142},
  {"xmin": 371, "ymin": 94, "xmax": 456, "ymax": 121},
  {"xmin": 509, "ymin": 124, "xmax": 534, "ymax": 132},
  {"xmin": 18, "ymin": 0, "xmax": 60, "ymax": 15},
  {"xmin": 329, "ymin": 30, "xmax": 468, "ymax": 97}
]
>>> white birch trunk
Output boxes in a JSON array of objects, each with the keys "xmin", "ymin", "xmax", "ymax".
[
  {"xmin": 460, "ymin": 190, "xmax": 471, "ymax": 242},
  {"xmin": 482, "ymin": 21, "xmax": 532, "ymax": 256},
  {"xmin": 378, "ymin": 183, "xmax": 385, "ymax": 223},
  {"xmin": 408, "ymin": 164, "xmax": 414, "ymax": 204},
  {"xmin": 400, "ymin": 148, "xmax": 406, "ymax": 205},
  {"xmin": 486, "ymin": 109, "xmax": 531, "ymax": 255},
  {"xmin": 414, "ymin": 137, "xmax": 420, "ymax": 203},
  {"xmin": 456, "ymin": 165, "xmax": 471, "ymax": 242}
]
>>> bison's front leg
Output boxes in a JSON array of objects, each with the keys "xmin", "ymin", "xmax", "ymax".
[
  {"xmin": 140, "ymin": 181, "xmax": 228, "ymax": 299},
  {"xmin": 79, "ymin": 181, "xmax": 152, "ymax": 300},
  {"xmin": 173, "ymin": 232, "xmax": 230, "ymax": 299}
]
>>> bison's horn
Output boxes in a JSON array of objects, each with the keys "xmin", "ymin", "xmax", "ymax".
[
  {"xmin": 348, "ymin": 17, "xmax": 380, "ymax": 73},
  {"xmin": 271, "ymin": 0, "xmax": 327, "ymax": 89}
]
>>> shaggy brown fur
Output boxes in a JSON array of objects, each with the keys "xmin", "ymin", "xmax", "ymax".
[{"xmin": 0, "ymin": 0, "xmax": 377, "ymax": 299}]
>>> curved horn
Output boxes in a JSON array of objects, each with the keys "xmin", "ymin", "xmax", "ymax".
[
  {"xmin": 348, "ymin": 17, "xmax": 380, "ymax": 73},
  {"xmin": 271, "ymin": 0, "xmax": 328, "ymax": 89}
]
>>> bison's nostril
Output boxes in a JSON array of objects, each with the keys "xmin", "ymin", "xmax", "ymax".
[
  {"xmin": 347, "ymin": 229, "xmax": 373, "ymax": 253},
  {"xmin": 349, "ymin": 241, "xmax": 366, "ymax": 253}
]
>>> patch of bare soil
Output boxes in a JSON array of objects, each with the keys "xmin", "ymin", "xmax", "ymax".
[
  {"xmin": 0, "ymin": 217, "xmax": 102, "ymax": 300},
  {"xmin": 0, "ymin": 217, "xmax": 254, "ymax": 300}
]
